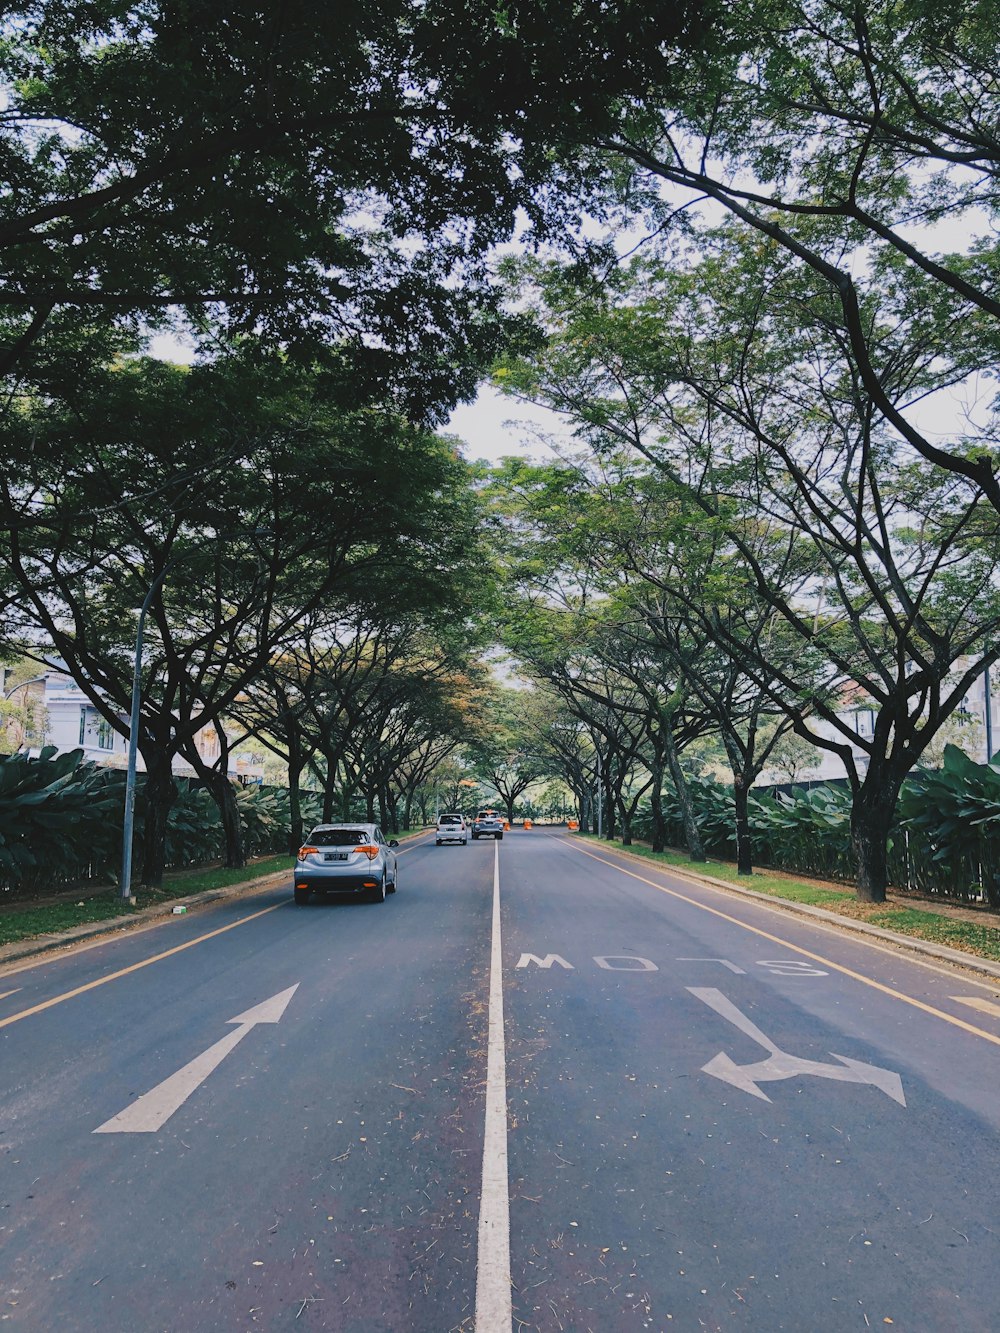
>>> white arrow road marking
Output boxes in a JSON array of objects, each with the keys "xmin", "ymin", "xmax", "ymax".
[
  {"xmin": 94, "ymin": 985, "xmax": 298, "ymax": 1134},
  {"xmin": 689, "ymin": 987, "xmax": 906, "ymax": 1107},
  {"xmin": 951, "ymin": 996, "xmax": 1000, "ymax": 1019}
]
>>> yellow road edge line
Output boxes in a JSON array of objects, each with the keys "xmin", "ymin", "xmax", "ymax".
[
  {"xmin": 0, "ymin": 843, "xmax": 427, "ymax": 987},
  {"xmin": 561, "ymin": 837, "xmax": 1000, "ymax": 1049},
  {"xmin": 0, "ymin": 902, "xmax": 284, "ymax": 1031}
]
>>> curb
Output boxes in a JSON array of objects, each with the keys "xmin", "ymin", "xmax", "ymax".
[
  {"xmin": 0, "ymin": 830, "xmax": 431, "ymax": 973},
  {"xmin": 571, "ymin": 836, "xmax": 1000, "ymax": 985},
  {"xmin": 0, "ymin": 867, "xmax": 292, "ymax": 970}
]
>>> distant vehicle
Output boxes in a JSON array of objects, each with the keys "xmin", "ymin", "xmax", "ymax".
[
  {"xmin": 294, "ymin": 823, "xmax": 399, "ymax": 904},
  {"xmin": 472, "ymin": 809, "xmax": 504, "ymax": 840},
  {"xmin": 436, "ymin": 812, "xmax": 467, "ymax": 845}
]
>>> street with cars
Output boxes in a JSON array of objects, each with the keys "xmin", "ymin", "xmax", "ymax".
[{"xmin": 1, "ymin": 829, "xmax": 999, "ymax": 1331}]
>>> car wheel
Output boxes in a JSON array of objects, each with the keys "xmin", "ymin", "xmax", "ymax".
[
  {"xmin": 388, "ymin": 870, "xmax": 397, "ymax": 893},
  {"xmin": 497, "ymin": 833, "xmax": 503, "ymax": 840},
  {"xmin": 436, "ymin": 839, "xmax": 442, "ymax": 845},
  {"xmin": 294, "ymin": 886, "xmax": 310, "ymax": 905},
  {"xmin": 461, "ymin": 837, "xmax": 467, "ymax": 844},
  {"xmin": 371, "ymin": 872, "xmax": 386, "ymax": 903}
]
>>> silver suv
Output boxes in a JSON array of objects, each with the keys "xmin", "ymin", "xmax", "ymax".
[
  {"xmin": 294, "ymin": 824, "xmax": 399, "ymax": 904},
  {"xmin": 435, "ymin": 813, "xmax": 467, "ymax": 845},
  {"xmin": 472, "ymin": 810, "xmax": 504, "ymax": 840}
]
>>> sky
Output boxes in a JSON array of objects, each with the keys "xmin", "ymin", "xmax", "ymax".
[{"xmin": 444, "ymin": 385, "xmax": 575, "ymax": 467}]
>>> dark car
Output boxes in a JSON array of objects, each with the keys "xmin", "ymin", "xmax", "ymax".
[{"xmin": 472, "ymin": 810, "xmax": 504, "ymax": 840}]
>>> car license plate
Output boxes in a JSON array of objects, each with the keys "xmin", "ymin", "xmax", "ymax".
[{"xmin": 325, "ymin": 852, "xmax": 348, "ymax": 861}]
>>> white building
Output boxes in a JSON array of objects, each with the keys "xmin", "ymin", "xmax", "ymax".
[
  {"xmin": 1, "ymin": 667, "xmax": 262, "ymax": 781},
  {"xmin": 757, "ymin": 660, "xmax": 998, "ymax": 787}
]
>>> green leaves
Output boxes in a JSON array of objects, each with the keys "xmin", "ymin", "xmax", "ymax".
[
  {"xmin": 898, "ymin": 745, "xmax": 1000, "ymax": 904},
  {"xmin": 0, "ymin": 746, "xmax": 322, "ymax": 896}
]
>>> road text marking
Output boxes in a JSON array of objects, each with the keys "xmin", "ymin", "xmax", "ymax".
[
  {"xmin": 951, "ymin": 995, "xmax": 1000, "ymax": 1019},
  {"xmin": 689, "ymin": 987, "xmax": 906, "ymax": 1106},
  {"xmin": 677, "ymin": 958, "xmax": 746, "ymax": 973},
  {"xmin": 476, "ymin": 838, "xmax": 512, "ymax": 1331},
  {"xmin": 94, "ymin": 985, "xmax": 298, "ymax": 1133},
  {"xmin": 562, "ymin": 839, "xmax": 1000, "ymax": 1049},
  {"xmin": 516, "ymin": 953, "xmax": 574, "ymax": 969}
]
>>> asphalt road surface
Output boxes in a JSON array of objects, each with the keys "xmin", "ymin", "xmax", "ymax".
[{"xmin": 1, "ymin": 830, "xmax": 999, "ymax": 1332}]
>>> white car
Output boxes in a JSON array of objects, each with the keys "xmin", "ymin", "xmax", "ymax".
[{"xmin": 435, "ymin": 813, "xmax": 467, "ymax": 845}]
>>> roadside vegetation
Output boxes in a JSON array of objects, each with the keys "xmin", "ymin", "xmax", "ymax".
[
  {"xmin": 0, "ymin": 854, "xmax": 293, "ymax": 949},
  {"xmin": 2, "ymin": 1, "xmax": 999, "ymax": 925}
]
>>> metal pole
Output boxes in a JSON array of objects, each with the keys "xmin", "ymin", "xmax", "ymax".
[
  {"xmin": 119, "ymin": 570, "xmax": 170, "ymax": 901},
  {"xmin": 985, "ymin": 662, "xmax": 993, "ymax": 763}
]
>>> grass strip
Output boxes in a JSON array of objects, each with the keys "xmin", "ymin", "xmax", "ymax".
[
  {"xmin": 580, "ymin": 834, "xmax": 1000, "ymax": 965},
  {"xmin": 0, "ymin": 829, "xmax": 427, "ymax": 950},
  {"xmin": 0, "ymin": 854, "xmax": 293, "ymax": 948}
]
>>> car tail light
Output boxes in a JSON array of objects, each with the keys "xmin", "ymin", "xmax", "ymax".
[
  {"xmin": 298, "ymin": 845, "xmax": 319, "ymax": 858},
  {"xmin": 354, "ymin": 844, "xmax": 379, "ymax": 860}
]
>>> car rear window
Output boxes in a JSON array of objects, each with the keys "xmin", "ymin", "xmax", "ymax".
[
  {"xmin": 311, "ymin": 829, "xmax": 368, "ymax": 846},
  {"xmin": 439, "ymin": 815, "xmax": 462, "ymax": 824}
]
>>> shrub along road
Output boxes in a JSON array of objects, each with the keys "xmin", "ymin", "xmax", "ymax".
[{"xmin": 1, "ymin": 830, "xmax": 998, "ymax": 1329}]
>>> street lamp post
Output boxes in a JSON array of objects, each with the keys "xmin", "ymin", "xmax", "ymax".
[
  {"xmin": 985, "ymin": 661, "xmax": 994, "ymax": 763},
  {"xmin": 118, "ymin": 566, "xmax": 173, "ymax": 902}
]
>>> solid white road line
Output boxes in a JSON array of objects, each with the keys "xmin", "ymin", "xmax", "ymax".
[{"xmin": 475, "ymin": 837, "xmax": 512, "ymax": 1331}]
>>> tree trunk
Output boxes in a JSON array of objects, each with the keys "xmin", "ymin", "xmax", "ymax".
[
  {"xmin": 320, "ymin": 760, "xmax": 336, "ymax": 821},
  {"xmin": 139, "ymin": 745, "xmax": 178, "ymax": 887},
  {"xmin": 649, "ymin": 750, "xmax": 667, "ymax": 853},
  {"xmin": 851, "ymin": 770, "xmax": 901, "ymax": 903},
  {"xmin": 664, "ymin": 725, "xmax": 705, "ymax": 862},
  {"xmin": 619, "ymin": 802, "xmax": 632, "ymax": 846},
  {"xmin": 287, "ymin": 754, "xmax": 305, "ymax": 854},
  {"xmin": 215, "ymin": 774, "xmax": 245, "ymax": 868},
  {"xmin": 183, "ymin": 740, "xmax": 246, "ymax": 869},
  {"xmin": 733, "ymin": 774, "xmax": 753, "ymax": 876}
]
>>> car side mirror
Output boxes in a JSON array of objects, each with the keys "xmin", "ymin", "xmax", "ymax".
[{"xmin": 389, "ymin": 839, "xmax": 399, "ymax": 848}]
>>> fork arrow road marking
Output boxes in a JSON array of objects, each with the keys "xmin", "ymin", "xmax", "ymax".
[
  {"xmin": 689, "ymin": 986, "xmax": 906, "ymax": 1106},
  {"xmin": 94, "ymin": 985, "xmax": 299, "ymax": 1134}
]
